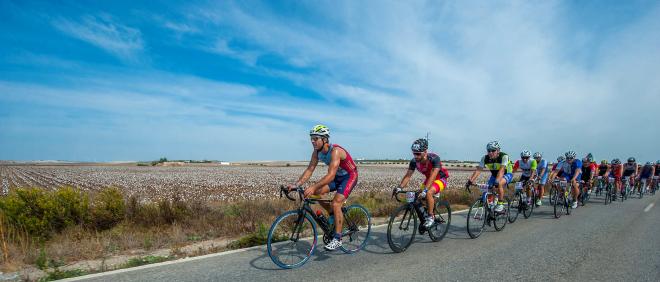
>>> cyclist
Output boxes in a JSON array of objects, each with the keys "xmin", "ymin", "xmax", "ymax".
[
  {"xmin": 581, "ymin": 155, "xmax": 597, "ymax": 194},
  {"xmin": 512, "ymin": 150, "xmax": 537, "ymax": 205},
  {"xmin": 549, "ymin": 156, "xmax": 566, "ymax": 181},
  {"xmin": 288, "ymin": 125, "xmax": 358, "ymax": 251},
  {"xmin": 466, "ymin": 141, "xmax": 513, "ymax": 213},
  {"xmin": 533, "ymin": 152, "xmax": 549, "ymax": 206},
  {"xmin": 610, "ymin": 158, "xmax": 623, "ymax": 200},
  {"xmin": 562, "ymin": 151, "xmax": 582, "ymax": 209},
  {"xmin": 653, "ymin": 160, "xmax": 660, "ymax": 191},
  {"xmin": 637, "ymin": 161, "xmax": 655, "ymax": 193},
  {"xmin": 395, "ymin": 138, "xmax": 450, "ymax": 228},
  {"xmin": 622, "ymin": 157, "xmax": 638, "ymax": 193},
  {"xmin": 598, "ymin": 160, "xmax": 610, "ymax": 178}
]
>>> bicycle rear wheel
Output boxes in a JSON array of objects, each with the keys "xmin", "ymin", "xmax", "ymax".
[
  {"xmin": 549, "ymin": 187, "xmax": 557, "ymax": 206},
  {"xmin": 428, "ymin": 200, "xmax": 451, "ymax": 242},
  {"xmin": 508, "ymin": 192, "xmax": 521, "ymax": 223},
  {"xmin": 267, "ymin": 210, "xmax": 317, "ymax": 269},
  {"xmin": 466, "ymin": 199, "xmax": 486, "ymax": 239},
  {"xmin": 340, "ymin": 204, "xmax": 371, "ymax": 254},
  {"xmin": 604, "ymin": 185, "xmax": 611, "ymax": 205}
]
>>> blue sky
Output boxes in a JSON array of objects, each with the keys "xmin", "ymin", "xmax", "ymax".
[{"xmin": 1, "ymin": 0, "xmax": 659, "ymax": 162}]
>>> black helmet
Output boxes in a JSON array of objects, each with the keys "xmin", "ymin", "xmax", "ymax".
[
  {"xmin": 628, "ymin": 157, "xmax": 635, "ymax": 163},
  {"xmin": 411, "ymin": 138, "xmax": 428, "ymax": 152}
]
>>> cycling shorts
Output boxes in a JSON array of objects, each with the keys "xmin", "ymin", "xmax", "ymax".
[
  {"xmin": 420, "ymin": 178, "xmax": 447, "ymax": 194},
  {"xmin": 488, "ymin": 173, "xmax": 513, "ymax": 187},
  {"xmin": 328, "ymin": 173, "xmax": 358, "ymax": 198},
  {"xmin": 538, "ymin": 173, "xmax": 548, "ymax": 185}
]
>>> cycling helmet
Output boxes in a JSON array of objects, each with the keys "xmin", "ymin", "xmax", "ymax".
[
  {"xmin": 646, "ymin": 161, "xmax": 653, "ymax": 165},
  {"xmin": 612, "ymin": 158, "xmax": 621, "ymax": 165},
  {"xmin": 627, "ymin": 157, "xmax": 635, "ymax": 163},
  {"xmin": 486, "ymin": 141, "xmax": 500, "ymax": 151},
  {"xmin": 533, "ymin": 152, "xmax": 542, "ymax": 159},
  {"xmin": 309, "ymin": 124, "xmax": 330, "ymax": 137},
  {"xmin": 565, "ymin": 150, "xmax": 577, "ymax": 159},
  {"xmin": 657, "ymin": 160, "xmax": 660, "ymax": 165},
  {"xmin": 582, "ymin": 157, "xmax": 589, "ymax": 163},
  {"xmin": 557, "ymin": 156, "xmax": 565, "ymax": 162},
  {"xmin": 601, "ymin": 160, "xmax": 608, "ymax": 165},
  {"xmin": 586, "ymin": 153, "xmax": 593, "ymax": 162},
  {"xmin": 520, "ymin": 150, "xmax": 531, "ymax": 158},
  {"xmin": 411, "ymin": 138, "xmax": 428, "ymax": 152}
]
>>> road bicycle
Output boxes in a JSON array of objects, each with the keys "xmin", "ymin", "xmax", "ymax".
[
  {"xmin": 621, "ymin": 177, "xmax": 632, "ymax": 201},
  {"xmin": 465, "ymin": 183, "xmax": 510, "ymax": 239},
  {"xmin": 387, "ymin": 188, "xmax": 451, "ymax": 253},
  {"xmin": 267, "ymin": 186, "xmax": 371, "ymax": 269},
  {"xmin": 508, "ymin": 180, "xmax": 535, "ymax": 223},
  {"xmin": 552, "ymin": 179, "xmax": 572, "ymax": 219},
  {"xmin": 578, "ymin": 180, "xmax": 591, "ymax": 206}
]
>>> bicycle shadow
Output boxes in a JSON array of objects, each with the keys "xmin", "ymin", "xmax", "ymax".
[{"xmin": 248, "ymin": 239, "xmax": 346, "ymax": 270}]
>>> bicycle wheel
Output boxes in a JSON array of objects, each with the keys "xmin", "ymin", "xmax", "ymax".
[
  {"xmin": 604, "ymin": 184, "xmax": 611, "ymax": 205},
  {"xmin": 340, "ymin": 204, "xmax": 371, "ymax": 254},
  {"xmin": 553, "ymin": 191, "xmax": 563, "ymax": 219},
  {"xmin": 428, "ymin": 200, "xmax": 451, "ymax": 242},
  {"xmin": 493, "ymin": 200, "xmax": 508, "ymax": 231},
  {"xmin": 267, "ymin": 210, "xmax": 317, "ymax": 269},
  {"xmin": 639, "ymin": 183, "xmax": 644, "ymax": 199},
  {"xmin": 466, "ymin": 199, "xmax": 486, "ymax": 239},
  {"xmin": 565, "ymin": 193, "xmax": 572, "ymax": 215},
  {"xmin": 523, "ymin": 192, "xmax": 534, "ymax": 219},
  {"xmin": 387, "ymin": 204, "xmax": 416, "ymax": 253},
  {"xmin": 549, "ymin": 187, "xmax": 557, "ymax": 206},
  {"xmin": 508, "ymin": 192, "xmax": 521, "ymax": 223}
]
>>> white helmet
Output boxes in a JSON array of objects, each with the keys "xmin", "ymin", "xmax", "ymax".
[
  {"xmin": 520, "ymin": 150, "xmax": 532, "ymax": 158},
  {"xmin": 309, "ymin": 124, "xmax": 330, "ymax": 138},
  {"xmin": 486, "ymin": 141, "xmax": 500, "ymax": 151}
]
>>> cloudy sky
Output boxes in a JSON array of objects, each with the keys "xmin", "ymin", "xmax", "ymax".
[{"xmin": 1, "ymin": 0, "xmax": 659, "ymax": 162}]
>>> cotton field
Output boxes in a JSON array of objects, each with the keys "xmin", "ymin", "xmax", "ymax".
[{"xmin": 0, "ymin": 164, "xmax": 490, "ymax": 201}]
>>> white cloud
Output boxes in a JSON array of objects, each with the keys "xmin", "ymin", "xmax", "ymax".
[{"xmin": 52, "ymin": 14, "xmax": 144, "ymax": 62}]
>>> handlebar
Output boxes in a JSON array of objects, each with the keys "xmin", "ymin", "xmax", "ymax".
[{"xmin": 279, "ymin": 185, "xmax": 303, "ymax": 202}]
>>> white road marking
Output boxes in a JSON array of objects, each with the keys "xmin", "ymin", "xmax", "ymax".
[{"xmin": 644, "ymin": 203, "xmax": 654, "ymax": 213}]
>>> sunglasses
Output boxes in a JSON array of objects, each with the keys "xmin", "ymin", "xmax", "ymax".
[
  {"xmin": 310, "ymin": 136, "xmax": 321, "ymax": 141},
  {"xmin": 487, "ymin": 149, "xmax": 497, "ymax": 153},
  {"xmin": 413, "ymin": 152, "xmax": 423, "ymax": 156}
]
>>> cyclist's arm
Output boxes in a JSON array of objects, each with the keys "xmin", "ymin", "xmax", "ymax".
[
  {"xmin": 469, "ymin": 157, "xmax": 485, "ymax": 183},
  {"xmin": 295, "ymin": 150, "xmax": 319, "ymax": 186},
  {"xmin": 399, "ymin": 169, "xmax": 415, "ymax": 188},
  {"xmin": 309, "ymin": 147, "xmax": 342, "ymax": 192},
  {"xmin": 531, "ymin": 160, "xmax": 538, "ymax": 179}
]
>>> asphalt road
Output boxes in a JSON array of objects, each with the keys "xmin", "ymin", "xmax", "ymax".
[{"xmin": 71, "ymin": 194, "xmax": 659, "ymax": 282}]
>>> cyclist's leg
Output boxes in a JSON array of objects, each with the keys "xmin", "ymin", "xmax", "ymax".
[
  {"xmin": 537, "ymin": 173, "xmax": 548, "ymax": 204},
  {"xmin": 521, "ymin": 175, "xmax": 531, "ymax": 199},
  {"xmin": 498, "ymin": 173, "xmax": 513, "ymax": 203},
  {"xmin": 427, "ymin": 179, "xmax": 447, "ymax": 215},
  {"xmin": 331, "ymin": 173, "xmax": 357, "ymax": 236}
]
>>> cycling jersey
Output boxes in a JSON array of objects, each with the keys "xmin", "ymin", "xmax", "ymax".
[
  {"xmin": 581, "ymin": 162, "xmax": 596, "ymax": 181},
  {"xmin": 598, "ymin": 164, "xmax": 609, "ymax": 176},
  {"xmin": 553, "ymin": 162, "xmax": 565, "ymax": 178},
  {"xmin": 317, "ymin": 144, "xmax": 358, "ymax": 197},
  {"xmin": 560, "ymin": 159, "xmax": 583, "ymax": 180},
  {"xmin": 408, "ymin": 153, "xmax": 449, "ymax": 181},
  {"xmin": 479, "ymin": 152, "xmax": 513, "ymax": 177},
  {"xmin": 623, "ymin": 163, "xmax": 637, "ymax": 177},
  {"xmin": 536, "ymin": 159, "xmax": 549, "ymax": 185},
  {"xmin": 514, "ymin": 159, "xmax": 538, "ymax": 177},
  {"xmin": 640, "ymin": 165, "xmax": 653, "ymax": 178},
  {"xmin": 610, "ymin": 164, "xmax": 622, "ymax": 178}
]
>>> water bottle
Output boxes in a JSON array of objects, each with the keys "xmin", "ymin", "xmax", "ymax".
[{"xmin": 316, "ymin": 210, "xmax": 327, "ymax": 224}]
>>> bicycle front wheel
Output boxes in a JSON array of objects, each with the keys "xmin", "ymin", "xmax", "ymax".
[
  {"xmin": 387, "ymin": 204, "xmax": 417, "ymax": 253},
  {"xmin": 466, "ymin": 199, "xmax": 486, "ymax": 239},
  {"xmin": 549, "ymin": 187, "xmax": 557, "ymax": 206},
  {"xmin": 428, "ymin": 200, "xmax": 451, "ymax": 242},
  {"xmin": 523, "ymin": 192, "xmax": 534, "ymax": 219},
  {"xmin": 553, "ymin": 191, "xmax": 563, "ymax": 219},
  {"xmin": 494, "ymin": 200, "xmax": 508, "ymax": 231},
  {"xmin": 267, "ymin": 210, "xmax": 317, "ymax": 269},
  {"xmin": 340, "ymin": 204, "xmax": 371, "ymax": 254}
]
